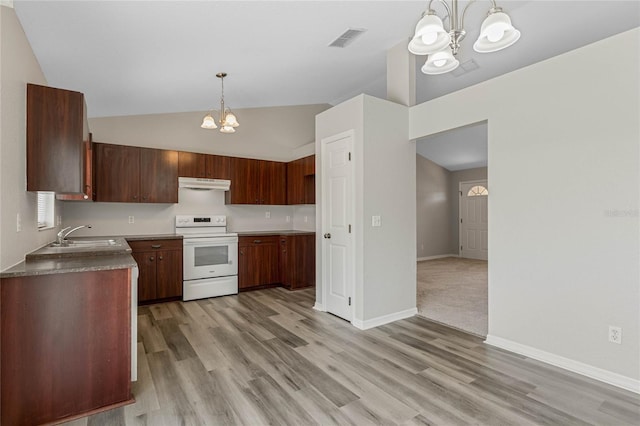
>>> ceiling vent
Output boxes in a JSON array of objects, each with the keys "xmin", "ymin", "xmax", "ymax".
[{"xmin": 329, "ymin": 28, "xmax": 367, "ymax": 48}]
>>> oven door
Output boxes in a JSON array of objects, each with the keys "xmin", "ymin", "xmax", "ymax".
[{"xmin": 183, "ymin": 236, "xmax": 238, "ymax": 280}]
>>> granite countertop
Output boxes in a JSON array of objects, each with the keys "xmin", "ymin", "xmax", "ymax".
[
  {"xmin": 2, "ymin": 236, "xmax": 138, "ymax": 278},
  {"xmin": 124, "ymin": 234, "xmax": 183, "ymax": 241},
  {"xmin": 236, "ymin": 230, "xmax": 316, "ymax": 236},
  {"xmin": 1, "ymin": 254, "xmax": 137, "ymax": 278}
]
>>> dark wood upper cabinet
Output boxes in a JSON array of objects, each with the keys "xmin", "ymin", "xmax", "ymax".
[
  {"xmin": 178, "ymin": 152, "xmax": 231, "ymax": 180},
  {"xmin": 287, "ymin": 155, "xmax": 315, "ymax": 205},
  {"xmin": 94, "ymin": 143, "xmax": 140, "ymax": 202},
  {"xmin": 26, "ymin": 83, "xmax": 93, "ymax": 199},
  {"xmin": 178, "ymin": 151, "xmax": 207, "ymax": 178},
  {"xmin": 226, "ymin": 158, "xmax": 286, "ymax": 205},
  {"xmin": 140, "ymin": 147, "xmax": 178, "ymax": 203},
  {"xmin": 94, "ymin": 143, "xmax": 177, "ymax": 203}
]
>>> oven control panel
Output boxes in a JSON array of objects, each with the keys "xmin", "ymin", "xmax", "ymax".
[{"xmin": 176, "ymin": 215, "xmax": 227, "ymax": 228}]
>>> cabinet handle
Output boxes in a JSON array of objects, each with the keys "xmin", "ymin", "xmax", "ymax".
[
  {"xmin": 159, "ymin": 255, "xmax": 163, "ymax": 260},
  {"xmin": 240, "ymin": 249, "xmax": 244, "ymax": 255},
  {"xmin": 142, "ymin": 195, "xmax": 148, "ymax": 201},
  {"xmin": 133, "ymin": 195, "xmax": 138, "ymax": 200},
  {"xmin": 151, "ymin": 244, "xmax": 162, "ymax": 249},
  {"xmin": 253, "ymin": 240, "xmax": 262, "ymax": 244},
  {"xmin": 149, "ymin": 256, "xmax": 155, "ymax": 261}
]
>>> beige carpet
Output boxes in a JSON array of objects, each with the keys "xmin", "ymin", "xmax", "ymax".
[{"xmin": 417, "ymin": 257, "xmax": 488, "ymax": 337}]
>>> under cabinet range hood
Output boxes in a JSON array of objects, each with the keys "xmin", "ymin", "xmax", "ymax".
[{"xmin": 178, "ymin": 177, "xmax": 231, "ymax": 191}]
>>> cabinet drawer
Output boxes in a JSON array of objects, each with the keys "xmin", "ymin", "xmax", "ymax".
[
  {"xmin": 127, "ymin": 238, "xmax": 183, "ymax": 252},
  {"xmin": 239, "ymin": 236, "xmax": 279, "ymax": 247}
]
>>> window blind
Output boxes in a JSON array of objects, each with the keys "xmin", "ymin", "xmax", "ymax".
[{"xmin": 37, "ymin": 192, "xmax": 54, "ymax": 229}]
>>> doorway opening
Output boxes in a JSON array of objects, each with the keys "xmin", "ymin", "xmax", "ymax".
[{"xmin": 415, "ymin": 121, "xmax": 488, "ymax": 337}]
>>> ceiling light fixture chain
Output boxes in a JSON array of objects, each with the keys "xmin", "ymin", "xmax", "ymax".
[
  {"xmin": 201, "ymin": 72, "xmax": 240, "ymax": 134},
  {"xmin": 408, "ymin": 0, "xmax": 520, "ymax": 75}
]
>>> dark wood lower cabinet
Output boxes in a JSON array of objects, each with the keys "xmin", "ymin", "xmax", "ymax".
[
  {"xmin": 239, "ymin": 236, "xmax": 280, "ymax": 290},
  {"xmin": 280, "ymin": 234, "xmax": 316, "ymax": 290},
  {"xmin": 239, "ymin": 233, "xmax": 315, "ymax": 291},
  {"xmin": 128, "ymin": 238, "xmax": 183, "ymax": 304},
  {"xmin": 1, "ymin": 269, "xmax": 133, "ymax": 425}
]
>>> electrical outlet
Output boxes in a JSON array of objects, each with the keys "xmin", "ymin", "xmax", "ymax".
[
  {"xmin": 265, "ymin": 211, "xmax": 271, "ymax": 219},
  {"xmin": 16, "ymin": 213, "xmax": 21, "ymax": 232},
  {"xmin": 57, "ymin": 215, "xmax": 62, "ymax": 226},
  {"xmin": 286, "ymin": 215, "xmax": 291, "ymax": 223},
  {"xmin": 304, "ymin": 216, "xmax": 308, "ymax": 223},
  {"xmin": 609, "ymin": 326, "xmax": 622, "ymax": 344},
  {"xmin": 372, "ymin": 215, "xmax": 381, "ymax": 227},
  {"xmin": 128, "ymin": 216, "xmax": 135, "ymax": 224}
]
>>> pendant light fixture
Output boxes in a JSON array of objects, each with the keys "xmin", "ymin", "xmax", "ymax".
[
  {"xmin": 408, "ymin": 0, "xmax": 520, "ymax": 75},
  {"xmin": 201, "ymin": 72, "xmax": 240, "ymax": 133}
]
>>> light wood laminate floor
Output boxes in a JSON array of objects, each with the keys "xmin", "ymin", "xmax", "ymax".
[{"xmin": 65, "ymin": 287, "xmax": 638, "ymax": 426}]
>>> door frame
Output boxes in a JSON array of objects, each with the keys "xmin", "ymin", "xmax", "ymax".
[
  {"xmin": 459, "ymin": 179, "xmax": 488, "ymax": 258},
  {"xmin": 320, "ymin": 129, "xmax": 356, "ymax": 322}
]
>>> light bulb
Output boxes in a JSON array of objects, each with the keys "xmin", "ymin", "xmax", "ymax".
[
  {"xmin": 433, "ymin": 58, "xmax": 447, "ymax": 67},
  {"xmin": 421, "ymin": 31, "xmax": 438, "ymax": 45},
  {"xmin": 486, "ymin": 26, "xmax": 506, "ymax": 42}
]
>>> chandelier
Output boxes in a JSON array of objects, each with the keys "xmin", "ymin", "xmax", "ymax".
[
  {"xmin": 408, "ymin": 0, "xmax": 520, "ymax": 75},
  {"xmin": 201, "ymin": 72, "xmax": 240, "ymax": 133}
]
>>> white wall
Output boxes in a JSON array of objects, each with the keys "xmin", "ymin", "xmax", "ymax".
[
  {"xmin": 62, "ymin": 189, "xmax": 299, "ymax": 236},
  {"xmin": 315, "ymin": 95, "xmax": 415, "ymax": 324},
  {"xmin": 416, "ymin": 154, "xmax": 452, "ymax": 258},
  {"xmin": 362, "ymin": 95, "xmax": 415, "ymax": 321},
  {"xmin": 0, "ymin": 6, "xmax": 60, "ymax": 270},
  {"xmin": 410, "ymin": 29, "xmax": 640, "ymax": 386},
  {"xmin": 88, "ymin": 104, "xmax": 329, "ymax": 162}
]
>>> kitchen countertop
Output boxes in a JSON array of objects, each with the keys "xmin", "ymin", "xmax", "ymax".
[
  {"xmin": 2, "ymin": 236, "xmax": 139, "ymax": 278},
  {"xmin": 125, "ymin": 234, "xmax": 183, "ymax": 241},
  {"xmin": 0, "ymin": 254, "xmax": 137, "ymax": 278},
  {"xmin": 236, "ymin": 230, "xmax": 316, "ymax": 236}
]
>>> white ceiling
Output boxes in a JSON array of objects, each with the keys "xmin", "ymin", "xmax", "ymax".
[{"xmin": 13, "ymin": 0, "xmax": 640, "ymax": 121}]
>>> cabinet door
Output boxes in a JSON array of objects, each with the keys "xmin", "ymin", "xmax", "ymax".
[
  {"xmin": 27, "ymin": 84, "xmax": 86, "ymax": 194},
  {"xmin": 226, "ymin": 157, "xmax": 258, "ymax": 204},
  {"xmin": 156, "ymin": 250, "xmax": 183, "ymax": 299},
  {"xmin": 206, "ymin": 155, "xmax": 231, "ymax": 179},
  {"xmin": 254, "ymin": 240, "xmax": 280, "ymax": 285},
  {"xmin": 261, "ymin": 160, "xmax": 286, "ymax": 205},
  {"xmin": 293, "ymin": 234, "xmax": 316, "ymax": 289},
  {"xmin": 178, "ymin": 151, "xmax": 207, "ymax": 178},
  {"xmin": 287, "ymin": 158, "xmax": 305, "ymax": 205},
  {"xmin": 132, "ymin": 251, "xmax": 157, "ymax": 302},
  {"xmin": 94, "ymin": 143, "xmax": 140, "ymax": 202},
  {"xmin": 140, "ymin": 147, "xmax": 178, "ymax": 203},
  {"xmin": 279, "ymin": 237, "xmax": 290, "ymax": 288},
  {"xmin": 302, "ymin": 155, "xmax": 315, "ymax": 176},
  {"xmin": 238, "ymin": 237, "xmax": 279, "ymax": 289}
]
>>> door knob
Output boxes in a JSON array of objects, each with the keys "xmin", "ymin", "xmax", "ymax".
[{"xmin": 324, "ymin": 233, "xmax": 331, "ymax": 239}]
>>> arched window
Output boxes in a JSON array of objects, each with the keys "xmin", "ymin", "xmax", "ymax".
[{"xmin": 467, "ymin": 185, "xmax": 488, "ymax": 196}]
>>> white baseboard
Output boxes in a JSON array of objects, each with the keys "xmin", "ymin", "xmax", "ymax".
[
  {"xmin": 417, "ymin": 254, "xmax": 458, "ymax": 262},
  {"xmin": 485, "ymin": 335, "xmax": 640, "ymax": 394},
  {"xmin": 312, "ymin": 302, "xmax": 325, "ymax": 312},
  {"xmin": 352, "ymin": 307, "xmax": 417, "ymax": 330}
]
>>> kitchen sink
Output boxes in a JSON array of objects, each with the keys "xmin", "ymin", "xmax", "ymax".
[{"xmin": 49, "ymin": 239, "xmax": 120, "ymax": 248}]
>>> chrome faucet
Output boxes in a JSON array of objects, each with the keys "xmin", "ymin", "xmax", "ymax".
[{"xmin": 56, "ymin": 225, "xmax": 92, "ymax": 245}]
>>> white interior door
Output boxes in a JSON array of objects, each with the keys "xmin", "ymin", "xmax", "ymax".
[
  {"xmin": 322, "ymin": 132, "xmax": 354, "ymax": 321},
  {"xmin": 460, "ymin": 180, "xmax": 488, "ymax": 260}
]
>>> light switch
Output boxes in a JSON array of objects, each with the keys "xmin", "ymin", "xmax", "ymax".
[{"xmin": 372, "ymin": 216, "xmax": 381, "ymax": 227}]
